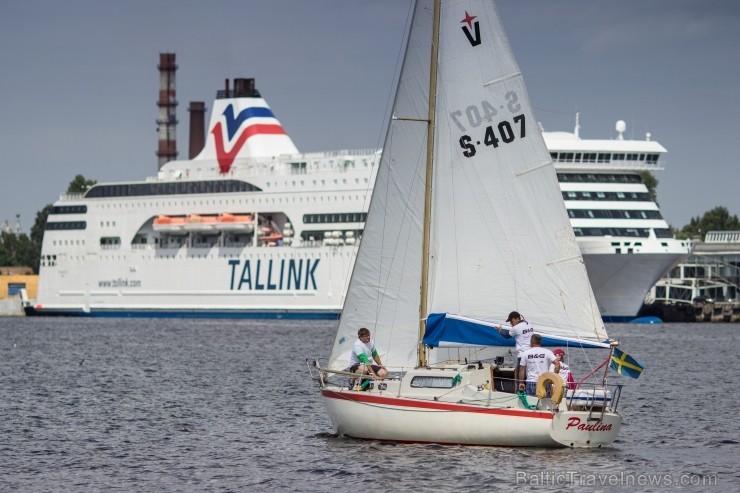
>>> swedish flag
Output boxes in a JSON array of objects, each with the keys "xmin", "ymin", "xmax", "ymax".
[{"xmin": 610, "ymin": 348, "xmax": 645, "ymax": 379}]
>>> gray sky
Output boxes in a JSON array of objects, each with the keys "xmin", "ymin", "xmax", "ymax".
[{"xmin": 1, "ymin": 0, "xmax": 739, "ymax": 233}]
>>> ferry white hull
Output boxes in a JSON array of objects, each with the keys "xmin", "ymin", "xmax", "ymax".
[
  {"xmin": 31, "ymin": 245, "xmax": 355, "ymax": 318},
  {"xmin": 582, "ymin": 250, "xmax": 686, "ymax": 322},
  {"xmin": 30, "ymin": 241, "xmax": 682, "ymax": 320}
]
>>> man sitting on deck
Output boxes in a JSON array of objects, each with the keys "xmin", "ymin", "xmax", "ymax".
[{"xmin": 349, "ymin": 328, "xmax": 387, "ymax": 388}]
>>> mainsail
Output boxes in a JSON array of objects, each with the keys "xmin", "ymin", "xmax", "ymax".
[{"xmin": 328, "ymin": 0, "xmax": 606, "ymax": 372}]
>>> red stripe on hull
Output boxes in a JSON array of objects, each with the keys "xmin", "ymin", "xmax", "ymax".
[{"xmin": 321, "ymin": 389, "xmax": 554, "ymax": 420}]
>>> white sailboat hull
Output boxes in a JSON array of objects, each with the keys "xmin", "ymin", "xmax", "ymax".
[
  {"xmin": 316, "ymin": 365, "xmax": 622, "ymax": 448},
  {"xmin": 322, "ymin": 389, "xmax": 557, "ymax": 447},
  {"xmin": 321, "ymin": 388, "xmax": 621, "ymax": 448}
]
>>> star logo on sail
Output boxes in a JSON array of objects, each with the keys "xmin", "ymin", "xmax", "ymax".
[
  {"xmin": 461, "ymin": 11, "xmax": 481, "ymax": 47},
  {"xmin": 211, "ymin": 104, "xmax": 287, "ymax": 173}
]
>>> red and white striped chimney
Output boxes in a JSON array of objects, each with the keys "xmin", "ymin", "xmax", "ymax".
[{"xmin": 156, "ymin": 53, "xmax": 178, "ymax": 169}]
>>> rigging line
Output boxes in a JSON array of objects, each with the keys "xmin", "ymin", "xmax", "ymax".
[
  {"xmin": 373, "ymin": 0, "xmax": 415, "ymax": 154},
  {"xmin": 361, "ymin": 0, "xmax": 414, "ymax": 335}
]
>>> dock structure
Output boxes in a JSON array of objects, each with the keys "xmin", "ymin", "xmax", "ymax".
[{"xmin": 641, "ymin": 231, "xmax": 740, "ymax": 322}]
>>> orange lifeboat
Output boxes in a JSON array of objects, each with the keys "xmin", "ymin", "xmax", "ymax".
[
  {"xmin": 184, "ymin": 214, "xmax": 218, "ymax": 232},
  {"xmin": 217, "ymin": 213, "xmax": 255, "ymax": 232},
  {"xmin": 153, "ymin": 215, "xmax": 187, "ymax": 234}
]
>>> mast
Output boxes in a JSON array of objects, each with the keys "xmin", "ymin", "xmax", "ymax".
[{"xmin": 418, "ymin": 0, "xmax": 440, "ymax": 368}]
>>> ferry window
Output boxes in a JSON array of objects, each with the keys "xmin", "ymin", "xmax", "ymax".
[
  {"xmin": 46, "ymin": 221, "xmax": 86, "ymax": 231},
  {"xmin": 85, "ymin": 179, "xmax": 262, "ymax": 198},
  {"xmin": 303, "ymin": 213, "xmax": 367, "ymax": 224},
  {"xmin": 574, "ymin": 153, "xmax": 582, "ymax": 162},
  {"xmin": 410, "ymin": 376, "xmax": 454, "ymax": 388},
  {"xmin": 655, "ymin": 286, "xmax": 666, "ymax": 299},
  {"xmin": 550, "ymin": 153, "xmax": 558, "ymax": 161},
  {"xmin": 50, "ymin": 205, "xmax": 88, "ymax": 214},
  {"xmin": 100, "ymin": 237, "xmax": 121, "ymax": 246},
  {"xmin": 597, "ymin": 153, "xmax": 610, "ymax": 163}
]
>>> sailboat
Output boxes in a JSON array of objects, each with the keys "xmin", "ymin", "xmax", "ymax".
[{"xmin": 312, "ymin": 0, "xmax": 626, "ymax": 448}]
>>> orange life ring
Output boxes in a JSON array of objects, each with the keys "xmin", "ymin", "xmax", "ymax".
[{"xmin": 536, "ymin": 371, "xmax": 564, "ymax": 404}]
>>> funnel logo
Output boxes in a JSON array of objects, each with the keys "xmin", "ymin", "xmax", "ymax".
[
  {"xmin": 461, "ymin": 11, "xmax": 481, "ymax": 47},
  {"xmin": 211, "ymin": 104, "xmax": 287, "ymax": 173}
]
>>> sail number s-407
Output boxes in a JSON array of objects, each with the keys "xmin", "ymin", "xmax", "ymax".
[{"xmin": 459, "ymin": 114, "xmax": 526, "ymax": 158}]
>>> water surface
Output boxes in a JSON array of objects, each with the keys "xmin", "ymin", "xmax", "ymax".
[{"xmin": 0, "ymin": 318, "xmax": 736, "ymax": 491}]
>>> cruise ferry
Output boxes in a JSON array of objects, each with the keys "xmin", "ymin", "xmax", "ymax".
[
  {"xmin": 547, "ymin": 117, "xmax": 690, "ymax": 321},
  {"xmin": 28, "ymin": 79, "xmax": 689, "ymax": 320}
]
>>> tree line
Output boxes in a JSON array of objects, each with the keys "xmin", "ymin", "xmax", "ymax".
[{"xmin": 0, "ymin": 173, "xmax": 738, "ymax": 274}]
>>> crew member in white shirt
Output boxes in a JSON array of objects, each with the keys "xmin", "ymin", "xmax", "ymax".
[
  {"xmin": 550, "ymin": 348, "xmax": 575, "ymax": 390},
  {"xmin": 518, "ymin": 334, "xmax": 559, "ymax": 396},
  {"xmin": 349, "ymin": 327, "xmax": 388, "ymax": 386},
  {"xmin": 495, "ymin": 311, "xmax": 534, "ymax": 389}
]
